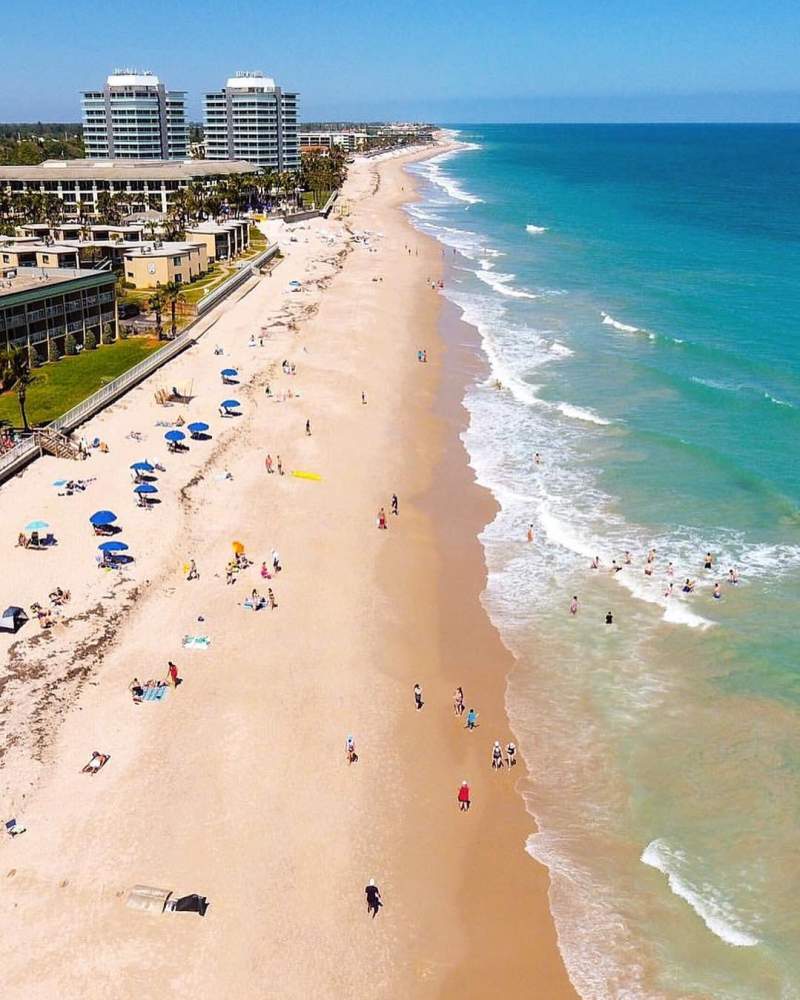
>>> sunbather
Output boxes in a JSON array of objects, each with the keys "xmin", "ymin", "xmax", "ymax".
[
  {"xmin": 82, "ymin": 751, "xmax": 110, "ymax": 775},
  {"xmin": 129, "ymin": 677, "xmax": 144, "ymax": 703}
]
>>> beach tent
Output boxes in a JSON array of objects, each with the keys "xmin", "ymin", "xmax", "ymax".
[
  {"xmin": 126, "ymin": 885, "xmax": 172, "ymax": 914},
  {"xmin": 0, "ymin": 606, "xmax": 28, "ymax": 634}
]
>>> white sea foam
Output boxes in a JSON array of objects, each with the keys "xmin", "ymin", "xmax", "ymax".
[
  {"xmin": 642, "ymin": 840, "xmax": 759, "ymax": 947},
  {"xmin": 416, "ymin": 152, "xmax": 484, "ymax": 205},
  {"xmin": 556, "ymin": 402, "xmax": 611, "ymax": 425},
  {"xmin": 526, "ymin": 224, "xmax": 549, "ymax": 235},
  {"xmin": 601, "ymin": 311, "xmax": 641, "ymax": 334},
  {"xmin": 475, "ymin": 269, "xmax": 539, "ymax": 299},
  {"xmin": 764, "ymin": 391, "xmax": 794, "ymax": 408},
  {"xmin": 550, "ymin": 341, "xmax": 574, "ymax": 358}
]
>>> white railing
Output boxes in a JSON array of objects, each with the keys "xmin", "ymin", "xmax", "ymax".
[{"xmin": 195, "ymin": 245, "xmax": 277, "ymax": 315}]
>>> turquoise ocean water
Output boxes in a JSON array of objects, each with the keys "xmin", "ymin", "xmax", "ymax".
[{"xmin": 406, "ymin": 125, "xmax": 800, "ymax": 999}]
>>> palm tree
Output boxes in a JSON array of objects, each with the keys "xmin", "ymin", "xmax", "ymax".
[
  {"xmin": 148, "ymin": 288, "xmax": 165, "ymax": 339},
  {"xmin": 0, "ymin": 346, "xmax": 35, "ymax": 430},
  {"xmin": 162, "ymin": 281, "xmax": 185, "ymax": 338}
]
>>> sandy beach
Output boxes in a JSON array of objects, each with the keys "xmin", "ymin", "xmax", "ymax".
[{"xmin": 0, "ymin": 141, "xmax": 576, "ymax": 999}]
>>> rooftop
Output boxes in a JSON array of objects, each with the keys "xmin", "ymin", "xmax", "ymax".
[
  {"xmin": 123, "ymin": 241, "xmax": 201, "ymax": 258},
  {"xmin": 0, "ymin": 160, "xmax": 259, "ymax": 182},
  {"xmin": 0, "ymin": 266, "xmax": 113, "ymax": 300}
]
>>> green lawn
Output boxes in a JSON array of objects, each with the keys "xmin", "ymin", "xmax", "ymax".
[{"xmin": 0, "ymin": 336, "xmax": 162, "ymax": 428}]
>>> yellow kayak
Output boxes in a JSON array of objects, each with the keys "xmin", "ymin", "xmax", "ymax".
[{"xmin": 291, "ymin": 470, "xmax": 322, "ymax": 481}]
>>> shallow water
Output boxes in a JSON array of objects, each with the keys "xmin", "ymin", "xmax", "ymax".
[{"xmin": 407, "ymin": 125, "xmax": 800, "ymax": 999}]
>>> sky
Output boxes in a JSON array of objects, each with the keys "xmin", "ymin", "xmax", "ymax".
[{"xmin": 2, "ymin": 0, "xmax": 799, "ymax": 123}]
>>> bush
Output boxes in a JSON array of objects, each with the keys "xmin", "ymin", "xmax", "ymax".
[
  {"xmin": 64, "ymin": 333, "xmax": 77, "ymax": 356},
  {"xmin": 101, "ymin": 322, "xmax": 116, "ymax": 344},
  {"xmin": 47, "ymin": 339, "xmax": 60, "ymax": 362},
  {"xmin": 84, "ymin": 329, "xmax": 97, "ymax": 350},
  {"xmin": 119, "ymin": 325, "xmax": 130, "ymax": 340},
  {"xmin": 29, "ymin": 345, "xmax": 43, "ymax": 368}
]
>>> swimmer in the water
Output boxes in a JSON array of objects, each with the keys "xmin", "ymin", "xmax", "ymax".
[
  {"xmin": 644, "ymin": 562, "xmax": 653, "ymax": 577},
  {"xmin": 682, "ymin": 578, "xmax": 696, "ymax": 593},
  {"xmin": 666, "ymin": 561, "xmax": 674, "ymax": 577},
  {"xmin": 527, "ymin": 524, "xmax": 534, "ymax": 543},
  {"xmin": 611, "ymin": 560, "xmax": 622, "ymax": 574},
  {"xmin": 534, "ymin": 452, "xmax": 542, "ymax": 465},
  {"xmin": 590, "ymin": 555, "xmax": 600, "ymax": 570},
  {"xmin": 664, "ymin": 582, "xmax": 674, "ymax": 597},
  {"xmin": 728, "ymin": 567, "xmax": 739, "ymax": 585},
  {"xmin": 605, "ymin": 610, "xmax": 614, "ymax": 625},
  {"xmin": 569, "ymin": 595, "xmax": 578, "ymax": 615},
  {"xmin": 713, "ymin": 582, "xmax": 721, "ymax": 599},
  {"xmin": 646, "ymin": 548, "xmax": 656, "ymax": 564},
  {"xmin": 624, "ymin": 551, "xmax": 632, "ymax": 565},
  {"xmin": 704, "ymin": 551, "xmax": 714, "ymax": 570}
]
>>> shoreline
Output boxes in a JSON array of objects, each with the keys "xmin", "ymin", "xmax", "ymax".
[{"xmin": 0, "ymin": 139, "xmax": 576, "ymax": 999}]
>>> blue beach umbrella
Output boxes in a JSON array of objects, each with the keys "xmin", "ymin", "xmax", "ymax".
[
  {"xmin": 221, "ymin": 368, "xmax": 238, "ymax": 377},
  {"xmin": 134, "ymin": 483, "xmax": 158, "ymax": 495},
  {"xmin": 164, "ymin": 430, "xmax": 186, "ymax": 442},
  {"xmin": 130, "ymin": 461, "xmax": 154, "ymax": 472},
  {"xmin": 221, "ymin": 399, "xmax": 241, "ymax": 409},
  {"xmin": 187, "ymin": 421, "xmax": 209, "ymax": 434},
  {"xmin": 24, "ymin": 520, "xmax": 49, "ymax": 532},
  {"xmin": 98, "ymin": 540, "xmax": 128, "ymax": 552},
  {"xmin": 89, "ymin": 510, "xmax": 117, "ymax": 526}
]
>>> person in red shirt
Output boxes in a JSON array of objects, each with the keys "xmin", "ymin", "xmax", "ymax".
[
  {"xmin": 167, "ymin": 661, "xmax": 180, "ymax": 687},
  {"xmin": 458, "ymin": 780, "xmax": 471, "ymax": 812}
]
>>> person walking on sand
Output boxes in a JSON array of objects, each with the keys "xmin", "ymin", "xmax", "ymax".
[
  {"xmin": 272, "ymin": 549, "xmax": 281, "ymax": 573},
  {"xmin": 346, "ymin": 735, "xmax": 358, "ymax": 765},
  {"xmin": 453, "ymin": 687, "xmax": 465, "ymax": 716},
  {"xmin": 365, "ymin": 879, "xmax": 382, "ymax": 917},
  {"xmin": 527, "ymin": 523, "xmax": 535, "ymax": 543},
  {"xmin": 277, "ymin": 455, "xmax": 284, "ymax": 476},
  {"xmin": 570, "ymin": 595, "xmax": 579, "ymax": 615},
  {"xmin": 362, "ymin": 391, "xmax": 367, "ymax": 405},
  {"xmin": 506, "ymin": 742, "xmax": 517, "ymax": 768},
  {"xmin": 167, "ymin": 661, "xmax": 180, "ymax": 687},
  {"xmin": 458, "ymin": 780, "xmax": 471, "ymax": 812},
  {"xmin": 377, "ymin": 507, "xmax": 387, "ymax": 530},
  {"xmin": 260, "ymin": 561, "xmax": 272, "ymax": 580},
  {"xmin": 268, "ymin": 588, "xmax": 277, "ymax": 610},
  {"xmin": 186, "ymin": 559, "xmax": 199, "ymax": 580},
  {"xmin": 466, "ymin": 707, "xmax": 478, "ymax": 731},
  {"xmin": 306, "ymin": 419, "xmax": 311, "ymax": 436},
  {"xmin": 491, "ymin": 740, "xmax": 504, "ymax": 769},
  {"xmin": 391, "ymin": 493, "xmax": 399, "ymax": 516},
  {"xmin": 265, "ymin": 454, "xmax": 274, "ymax": 474},
  {"xmin": 414, "ymin": 683, "xmax": 423, "ymax": 711}
]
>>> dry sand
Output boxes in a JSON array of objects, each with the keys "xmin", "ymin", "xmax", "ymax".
[{"xmin": 0, "ymin": 143, "xmax": 577, "ymax": 999}]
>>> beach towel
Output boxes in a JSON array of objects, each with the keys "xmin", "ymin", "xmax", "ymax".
[
  {"xmin": 142, "ymin": 685, "xmax": 168, "ymax": 701},
  {"xmin": 291, "ymin": 470, "xmax": 322, "ymax": 481},
  {"xmin": 182, "ymin": 635, "xmax": 210, "ymax": 650}
]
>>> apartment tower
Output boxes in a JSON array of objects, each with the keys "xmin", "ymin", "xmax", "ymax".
[
  {"xmin": 82, "ymin": 71, "xmax": 188, "ymax": 160},
  {"xmin": 204, "ymin": 72, "xmax": 299, "ymax": 171}
]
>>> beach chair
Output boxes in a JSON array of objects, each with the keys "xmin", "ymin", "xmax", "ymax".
[{"xmin": 5, "ymin": 818, "xmax": 26, "ymax": 837}]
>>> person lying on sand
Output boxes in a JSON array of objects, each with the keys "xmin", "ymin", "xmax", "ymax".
[
  {"xmin": 129, "ymin": 678, "xmax": 144, "ymax": 704},
  {"xmin": 82, "ymin": 751, "xmax": 110, "ymax": 775}
]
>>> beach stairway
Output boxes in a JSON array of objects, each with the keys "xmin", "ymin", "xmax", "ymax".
[{"xmin": 34, "ymin": 429, "xmax": 81, "ymax": 461}]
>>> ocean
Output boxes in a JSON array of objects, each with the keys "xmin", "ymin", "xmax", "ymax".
[{"xmin": 405, "ymin": 125, "xmax": 800, "ymax": 999}]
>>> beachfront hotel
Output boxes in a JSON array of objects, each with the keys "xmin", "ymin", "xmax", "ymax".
[
  {"xmin": 81, "ymin": 71, "xmax": 188, "ymax": 160},
  {"xmin": 0, "ymin": 266, "xmax": 118, "ymax": 355},
  {"xmin": 0, "ymin": 160, "xmax": 259, "ymax": 216},
  {"xmin": 204, "ymin": 72, "xmax": 300, "ymax": 171}
]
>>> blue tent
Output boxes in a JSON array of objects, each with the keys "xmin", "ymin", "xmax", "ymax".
[
  {"xmin": 130, "ymin": 461, "xmax": 154, "ymax": 472},
  {"xmin": 165, "ymin": 430, "xmax": 186, "ymax": 442},
  {"xmin": 89, "ymin": 510, "xmax": 117, "ymax": 526},
  {"xmin": 134, "ymin": 483, "xmax": 158, "ymax": 495},
  {"xmin": 98, "ymin": 540, "xmax": 129, "ymax": 552},
  {"xmin": 187, "ymin": 422, "xmax": 209, "ymax": 434},
  {"xmin": 221, "ymin": 368, "xmax": 238, "ymax": 377},
  {"xmin": 221, "ymin": 399, "xmax": 241, "ymax": 409}
]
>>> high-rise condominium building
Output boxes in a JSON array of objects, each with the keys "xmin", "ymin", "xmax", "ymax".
[
  {"xmin": 82, "ymin": 71, "xmax": 188, "ymax": 160},
  {"xmin": 204, "ymin": 72, "xmax": 299, "ymax": 171}
]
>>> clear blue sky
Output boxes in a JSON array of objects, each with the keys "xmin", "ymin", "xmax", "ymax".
[{"xmin": 3, "ymin": 0, "xmax": 799, "ymax": 123}]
